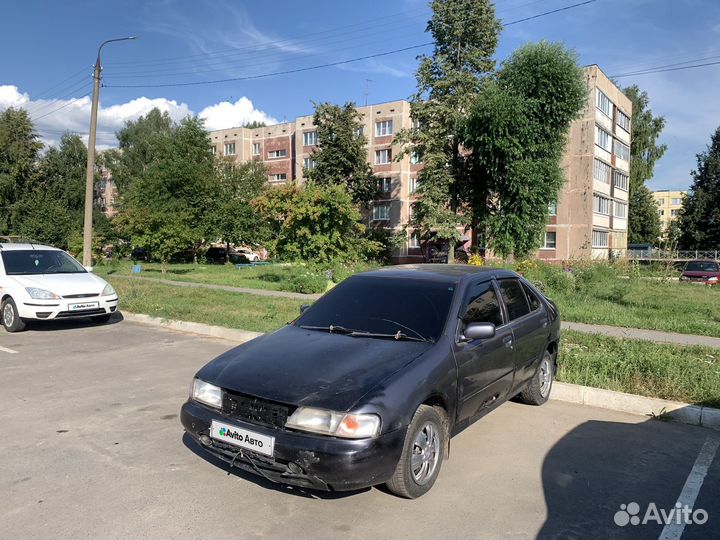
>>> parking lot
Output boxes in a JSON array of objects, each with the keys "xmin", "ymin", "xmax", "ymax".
[{"xmin": 1, "ymin": 318, "xmax": 718, "ymax": 540}]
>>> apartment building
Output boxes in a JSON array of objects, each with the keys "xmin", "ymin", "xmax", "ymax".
[
  {"xmin": 96, "ymin": 164, "xmax": 119, "ymax": 218},
  {"xmin": 209, "ymin": 65, "xmax": 632, "ymax": 262},
  {"xmin": 652, "ymin": 190, "xmax": 686, "ymax": 231}
]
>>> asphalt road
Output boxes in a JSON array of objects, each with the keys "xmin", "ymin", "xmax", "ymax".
[{"xmin": 1, "ymin": 317, "xmax": 718, "ymax": 540}]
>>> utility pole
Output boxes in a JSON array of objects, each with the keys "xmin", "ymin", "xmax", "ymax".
[{"xmin": 82, "ymin": 36, "xmax": 136, "ymax": 267}]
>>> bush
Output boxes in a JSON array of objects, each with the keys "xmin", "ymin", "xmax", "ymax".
[
  {"xmin": 468, "ymin": 253, "xmax": 484, "ymax": 267},
  {"xmin": 286, "ymin": 270, "xmax": 329, "ymax": 294},
  {"xmin": 546, "ymin": 270, "xmax": 577, "ymax": 293},
  {"xmin": 515, "ymin": 259, "xmax": 538, "ymax": 274}
]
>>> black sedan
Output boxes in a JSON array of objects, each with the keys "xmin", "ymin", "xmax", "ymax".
[{"xmin": 181, "ymin": 265, "xmax": 560, "ymax": 498}]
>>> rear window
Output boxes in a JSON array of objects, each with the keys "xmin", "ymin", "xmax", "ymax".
[
  {"xmin": 296, "ymin": 276, "xmax": 455, "ymax": 342},
  {"xmin": 521, "ymin": 282, "xmax": 542, "ymax": 311},
  {"xmin": 685, "ymin": 261, "xmax": 719, "ymax": 272},
  {"xmin": 498, "ymin": 279, "xmax": 531, "ymax": 321}
]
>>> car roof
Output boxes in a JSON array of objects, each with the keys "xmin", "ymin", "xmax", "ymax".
[
  {"xmin": 358, "ymin": 264, "xmax": 519, "ymax": 284},
  {"xmin": 0, "ymin": 243, "xmax": 61, "ymax": 252}
]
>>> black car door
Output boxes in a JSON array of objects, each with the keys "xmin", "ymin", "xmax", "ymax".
[
  {"xmin": 497, "ymin": 278, "xmax": 549, "ymax": 387},
  {"xmin": 453, "ymin": 279, "xmax": 516, "ymax": 422}
]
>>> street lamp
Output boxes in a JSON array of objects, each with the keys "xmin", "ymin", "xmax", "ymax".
[{"xmin": 82, "ymin": 36, "xmax": 137, "ymax": 267}]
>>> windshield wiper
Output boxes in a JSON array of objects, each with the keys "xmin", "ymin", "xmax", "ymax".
[
  {"xmin": 299, "ymin": 324, "xmax": 355, "ymax": 334},
  {"xmin": 348, "ymin": 330, "xmax": 432, "ymax": 343}
]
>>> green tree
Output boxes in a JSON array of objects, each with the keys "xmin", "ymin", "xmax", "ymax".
[
  {"xmin": 624, "ymin": 85, "xmax": 665, "ymax": 243},
  {"xmin": 253, "ymin": 183, "xmax": 382, "ymax": 263},
  {"xmin": 396, "ymin": 0, "xmax": 502, "ymax": 261},
  {"xmin": 679, "ymin": 126, "xmax": 720, "ymax": 249},
  {"xmin": 243, "ymin": 120, "xmax": 267, "ymax": 129},
  {"xmin": 0, "ymin": 107, "xmax": 43, "ymax": 234},
  {"xmin": 463, "ymin": 42, "xmax": 587, "ymax": 258},
  {"xmin": 306, "ymin": 102, "xmax": 377, "ymax": 206}
]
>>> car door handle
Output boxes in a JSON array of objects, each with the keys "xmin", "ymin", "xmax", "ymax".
[{"xmin": 502, "ymin": 335, "xmax": 513, "ymax": 349}]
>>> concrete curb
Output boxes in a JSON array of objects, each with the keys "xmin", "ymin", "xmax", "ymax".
[
  {"xmin": 121, "ymin": 312, "xmax": 263, "ymax": 344},
  {"xmin": 561, "ymin": 321, "xmax": 720, "ymax": 349},
  {"xmin": 119, "ymin": 312, "xmax": 720, "ymax": 433},
  {"xmin": 551, "ymin": 382, "xmax": 718, "ymax": 432}
]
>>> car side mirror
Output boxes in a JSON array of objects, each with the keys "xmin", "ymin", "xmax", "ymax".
[
  {"xmin": 300, "ymin": 304, "xmax": 311, "ymax": 314},
  {"xmin": 84, "ymin": 266, "xmax": 94, "ymax": 272},
  {"xmin": 462, "ymin": 322, "xmax": 496, "ymax": 341}
]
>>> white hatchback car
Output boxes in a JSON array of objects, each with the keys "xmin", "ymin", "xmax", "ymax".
[{"xmin": 0, "ymin": 243, "xmax": 119, "ymax": 332}]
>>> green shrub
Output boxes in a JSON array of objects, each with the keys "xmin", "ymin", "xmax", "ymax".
[
  {"xmin": 286, "ymin": 271, "xmax": 328, "ymax": 294},
  {"xmin": 546, "ymin": 270, "xmax": 576, "ymax": 293}
]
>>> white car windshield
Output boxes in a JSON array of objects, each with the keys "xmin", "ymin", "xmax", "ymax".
[{"xmin": 1, "ymin": 250, "xmax": 86, "ymax": 275}]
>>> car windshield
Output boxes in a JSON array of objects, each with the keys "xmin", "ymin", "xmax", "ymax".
[
  {"xmin": 1, "ymin": 250, "xmax": 86, "ymax": 275},
  {"xmin": 295, "ymin": 275, "xmax": 456, "ymax": 342},
  {"xmin": 685, "ymin": 261, "xmax": 719, "ymax": 272}
]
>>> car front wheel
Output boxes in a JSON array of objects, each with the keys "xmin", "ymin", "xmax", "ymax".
[
  {"xmin": 1, "ymin": 297, "xmax": 26, "ymax": 333},
  {"xmin": 385, "ymin": 404, "xmax": 447, "ymax": 498}
]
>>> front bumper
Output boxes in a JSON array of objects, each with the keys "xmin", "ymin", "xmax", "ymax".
[
  {"xmin": 18, "ymin": 296, "xmax": 118, "ymax": 320},
  {"xmin": 181, "ymin": 400, "xmax": 405, "ymax": 491}
]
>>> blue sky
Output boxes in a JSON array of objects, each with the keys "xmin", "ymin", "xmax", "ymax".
[{"xmin": 1, "ymin": 0, "xmax": 719, "ymax": 191}]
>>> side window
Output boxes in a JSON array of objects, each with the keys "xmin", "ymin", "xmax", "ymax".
[
  {"xmin": 461, "ymin": 281, "xmax": 504, "ymax": 327},
  {"xmin": 498, "ymin": 279, "xmax": 531, "ymax": 321},
  {"xmin": 521, "ymin": 282, "xmax": 541, "ymax": 311}
]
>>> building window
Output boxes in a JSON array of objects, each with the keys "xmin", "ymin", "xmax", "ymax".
[
  {"xmin": 593, "ymin": 158, "xmax": 611, "ymax": 183},
  {"xmin": 593, "ymin": 194, "xmax": 611, "ymax": 215},
  {"xmin": 548, "ymin": 202, "xmax": 557, "ymax": 216},
  {"xmin": 671, "ymin": 197, "xmax": 683, "ymax": 205},
  {"xmin": 596, "ymin": 126, "xmax": 612, "ymax": 151},
  {"xmin": 372, "ymin": 204, "xmax": 390, "ymax": 221},
  {"xmin": 613, "ymin": 170, "xmax": 629, "ymax": 191},
  {"xmin": 410, "ymin": 151, "xmax": 421, "ymax": 165},
  {"xmin": 271, "ymin": 173, "xmax": 287, "ymax": 182},
  {"xmin": 614, "ymin": 140, "xmax": 630, "ymax": 161},
  {"xmin": 671, "ymin": 209, "xmax": 679, "ymax": 217},
  {"xmin": 592, "ymin": 229, "xmax": 609, "ymax": 248},
  {"xmin": 377, "ymin": 177, "xmax": 391, "ymax": 193},
  {"xmin": 542, "ymin": 231, "xmax": 557, "ymax": 249},
  {"xmin": 210, "ymin": 146, "xmax": 216, "ymax": 156},
  {"xmin": 223, "ymin": 142, "xmax": 236, "ymax": 156},
  {"xmin": 375, "ymin": 120, "xmax": 393, "ymax": 137},
  {"xmin": 409, "ymin": 177, "xmax": 419, "ymax": 194},
  {"xmin": 614, "ymin": 201, "xmax": 628, "ymax": 218},
  {"xmin": 355, "ymin": 127, "xmax": 364, "ymax": 137},
  {"xmin": 303, "ymin": 158, "xmax": 315, "ymax": 170},
  {"xmin": 616, "ymin": 110, "xmax": 630, "ymax": 132},
  {"xmin": 268, "ymin": 149, "xmax": 287, "ymax": 159},
  {"xmin": 409, "ymin": 233, "xmax": 420, "ymax": 249},
  {"xmin": 375, "ymin": 149, "xmax": 391, "ymax": 164},
  {"xmin": 657, "ymin": 198, "xmax": 665, "ymax": 205},
  {"xmin": 252, "ymin": 143, "xmax": 260, "ymax": 156},
  {"xmin": 303, "ymin": 131, "xmax": 317, "ymax": 146},
  {"xmin": 596, "ymin": 89, "xmax": 612, "ymax": 118},
  {"xmin": 659, "ymin": 209, "xmax": 665, "ymax": 216},
  {"xmin": 412, "ymin": 118, "xmax": 421, "ymax": 130}
]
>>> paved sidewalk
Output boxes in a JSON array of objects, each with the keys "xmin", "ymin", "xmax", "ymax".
[
  {"xmin": 110, "ymin": 274, "xmax": 322, "ymax": 301},
  {"xmin": 562, "ymin": 321, "xmax": 720, "ymax": 348}
]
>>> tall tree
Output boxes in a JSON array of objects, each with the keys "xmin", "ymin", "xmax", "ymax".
[
  {"xmin": 0, "ymin": 107, "xmax": 42, "ymax": 234},
  {"xmin": 396, "ymin": 0, "xmax": 502, "ymax": 262},
  {"xmin": 679, "ymin": 126, "xmax": 720, "ymax": 249},
  {"xmin": 463, "ymin": 41, "xmax": 586, "ymax": 258},
  {"xmin": 305, "ymin": 102, "xmax": 376, "ymax": 206},
  {"xmin": 624, "ymin": 85, "xmax": 665, "ymax": 243}
]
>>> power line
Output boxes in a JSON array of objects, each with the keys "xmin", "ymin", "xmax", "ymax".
[
  {"xmin": 25, "ymin": 78, "xmax": 93, "ymax": 116},
  {"xmin": 611, "ymin": 56, "xmax": 720, "ymax": 78},
  {"xmin": 105, "ymin": 0, "xmax": 597, "ymax": 89},
  {"xmin": 30, "ymin": 89, "xmax": 91, "ymax": 121}
]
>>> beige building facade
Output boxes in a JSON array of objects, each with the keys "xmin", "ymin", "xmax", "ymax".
[
  {"xmin": 652, "ymin": 190, "xmax": 686, "ymax": 231},
  {"xmin": 209, "ymin": 65, "xmax": 632, "ymax": 262}
]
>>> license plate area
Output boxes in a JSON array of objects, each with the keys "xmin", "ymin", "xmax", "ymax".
[
  {"xmin": 210, "ymin": 420, "xmax": 275, "ymax": 457},
  {"xmin": 69, "ymin": 301, "xmax": 100, "ymax": 311}
]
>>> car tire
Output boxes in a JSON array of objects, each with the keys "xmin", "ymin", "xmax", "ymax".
[
  {"xmin": 519, "ymin": 350, "xmax": 554, "ymax": 406},
  {"xmin": 91, "ymin": 314, "xmax": 112, "ymax": 324},
  {"xmin": 1, "ymin": 297, "xmax": 26, "ymax": 333},
  {"xmin": 385, "ymin": 404, "xmax": 447, "ymax": 499}
]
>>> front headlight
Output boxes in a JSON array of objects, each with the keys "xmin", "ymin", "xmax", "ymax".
[
  {"xmin": 102, "ymin": 283, "xmax": 116, "ymax": 296},
  {"xmin": 708, "ymin": 277, "xmax": 718, "ymax": 282},
  {"xmin": 285, "ymin": 407, "xmax": 381, "ymax": 439},
  {"xmin": 191, "ymin": 379, "xmax": 223, "ymax": 409},
  {"xmin": 25, "ymin": 287, "xmax": 60, "ymax": 300}
]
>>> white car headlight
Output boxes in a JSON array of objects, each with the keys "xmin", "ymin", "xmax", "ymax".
[
  {"xmin": 286, "ymin": 407, "xmax": 381, "ymax": 439},
  {"xmin": 25, "ymin": 287, "xmax": 60, "ymax": 300},
  {"xmin": 191, "ymin": 379, "xmax": 223, "ymax": 409},
  {"xmin": 102, "ymin": 283, "xmax": 116, "ymax": 296},
  {"xmin": 708, "ymin": 276, "xmax": 718, "ymax": 282}
]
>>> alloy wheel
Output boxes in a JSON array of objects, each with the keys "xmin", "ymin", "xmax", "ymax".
[
  {"xmin": 411, "ymin": 421, "xmax": 441, "ymax": 485},
  {"xmin": 539, "ymin": 357, "xmax": 553, "ymax": 397}
]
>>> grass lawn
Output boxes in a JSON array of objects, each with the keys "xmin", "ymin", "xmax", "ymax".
[
  {"xmin": 112, "ymin": 278, "xmax": 303, "ymax": 334},
  {"xmin": 559, "ymin": 330, "xmax": 720, "ymax": 408}
]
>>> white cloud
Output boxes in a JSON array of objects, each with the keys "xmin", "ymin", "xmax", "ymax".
[
  {"xmin": 0, "ymin": 84, "xmax": 275, "ymax": 148},
  {"xmin": 198, "ymin": 97, "xmax": 278, "ymax": 131}
]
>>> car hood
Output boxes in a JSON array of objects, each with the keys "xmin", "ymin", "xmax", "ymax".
[
  {"xmin": 10, "ymin": 273, "xmax": 108, "ymax": 296},
  {"xmin": 196, "ymin": 325, "xmax": 432, "ymax": 412}
]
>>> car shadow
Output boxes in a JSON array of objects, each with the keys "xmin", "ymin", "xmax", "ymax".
[
  {"xmin": 537, "ymin": 407, "xmax": 720, "ymax": 539},
  {"xmin": 22, "ymin": 311, "xmax": 124, "ymax": 332},
  {"xmin": 181, "ymin": 432, "xmax": 371, "ymax": 500}
]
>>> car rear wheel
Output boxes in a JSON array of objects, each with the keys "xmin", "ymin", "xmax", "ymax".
[
  {"xmin": 385, "ymin": 404, "xmax": 447, "ymax": 499},
  {"xmin": 1, "ymin": 298, "xmax": 26, "ymax": 333},
  {"xmin": 519, "ymin": 350, "xmax": 554, "ymax": 406}
]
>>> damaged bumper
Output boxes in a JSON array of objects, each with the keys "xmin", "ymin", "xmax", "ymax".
[{"xmin": 180, "ymin": 400, "xmax": 405, "ymax": 491}]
